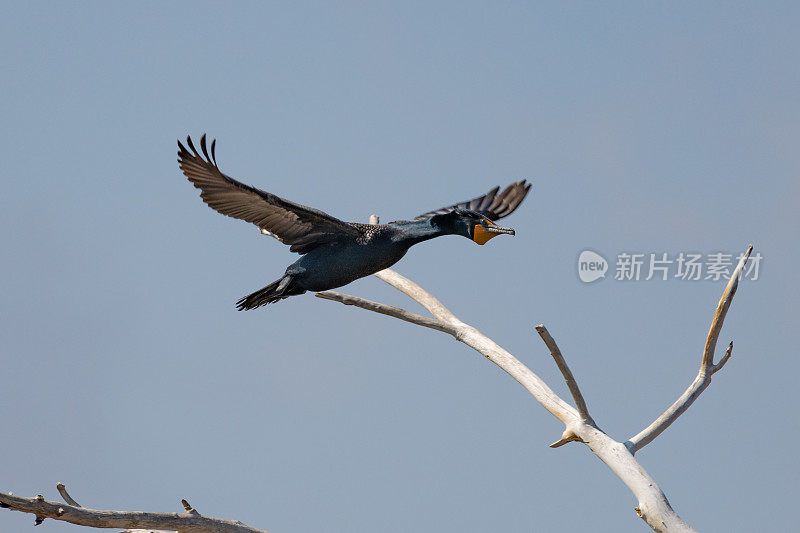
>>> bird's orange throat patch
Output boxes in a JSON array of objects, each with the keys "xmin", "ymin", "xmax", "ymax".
[{"xmin": 473, "ymin": 223, "xmax": 499, "ymax": 245}]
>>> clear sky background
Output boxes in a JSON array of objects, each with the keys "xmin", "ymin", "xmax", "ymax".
[{"xmin": 1, "ymin": 2, "xmax": 797, "ymax": 532}]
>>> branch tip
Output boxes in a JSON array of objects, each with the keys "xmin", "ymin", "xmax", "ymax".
[
  {"xmin": 549, "ymin": 436, "xmax": 580, "ymax": 448},
  {"xmin": 549, "ymin": 427, "xmax": 584, "ymax": 448},
  {"xmin": 56, "ymin": 482, "xmax": 80, "ymax": 507},
  {"xmin": 713, "ymin": 341, "xmax": 733, "ymax": 373}
]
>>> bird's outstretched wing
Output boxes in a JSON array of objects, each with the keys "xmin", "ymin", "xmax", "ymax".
[
  {"xmin": 414, "ymin": 180, "xmax": 531, "ymax": 221},
  {"xmin": 178, "ymin": 135, "xmax": 360, "ymax": 254}
]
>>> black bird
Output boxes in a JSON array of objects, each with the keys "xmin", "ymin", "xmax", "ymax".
[{"xmin": 177, "ymin": 135, "xmax": 531, "ymax": 310}]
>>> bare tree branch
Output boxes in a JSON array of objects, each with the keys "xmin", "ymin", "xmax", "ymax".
[
  {"xmin": 535, "ymin": 324, "xmax": 594, "ymax": 427},
  {"xmin": 703, "ymin": 245, "xmax": 752, "ymax": 369},
  {"xmin": 317, "ymin": 239, "xmax": 753, "ymax": 531},
  {"xmin": 319, "ymin": 268, "xmax": 699, "ymax": 531},
  {"xmin": 54, "ymin": 484, "xmax": 173, "ymax": 533},
  {"xmin": 373, "ymin": 269, "xmax": 459, "ymax": 324},
  {"xmin": 56, "ymin": 482, "xmax": 81, "ymax": 507},
  {"xmin": 626, "ymin": 245, "xmax": 753, "ymax": 454},
  {"xmin": 0, "ymin": 487, "xmax": 267, "ymax": 533},
  {"xmin": 714, "ymin": 341, "xmax": 734, "ymax": 373},
  {"xmin": 315, "ymin": 290, "xmax": 452, "ymax": 333}
]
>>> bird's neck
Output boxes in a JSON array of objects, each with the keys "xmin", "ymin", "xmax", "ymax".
[{"xmin": 393, "ymin": 219, "xmax": 453, "ymax": 245}]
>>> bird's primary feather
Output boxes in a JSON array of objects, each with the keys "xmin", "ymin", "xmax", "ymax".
[
  {"xmin": 414, "ymin": 180, "xmax": 531, "ymax": 221},
  {"xmin": 178, "ymin": 134, "xmax": 361, "ymax": 254}
]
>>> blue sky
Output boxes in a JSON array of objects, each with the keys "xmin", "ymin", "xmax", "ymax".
[{"xmin": 1, "ymin": 2, "xmax": 798, "ymax": 532}]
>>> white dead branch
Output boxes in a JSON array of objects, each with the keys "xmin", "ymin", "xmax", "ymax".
[{"xmin": 315, "ymin": 239, "xmax": 754, "ymax": 532}]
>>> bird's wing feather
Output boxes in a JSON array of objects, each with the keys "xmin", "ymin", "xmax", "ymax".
[
  {"xmin": 178, "ymin": 135, "xmax": 360, "ymax": 254},
  {"xmin": 414, "ymin": 180, "xmax": 532, "ymax": 221}
]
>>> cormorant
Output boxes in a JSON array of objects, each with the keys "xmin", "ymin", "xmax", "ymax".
[{"xmin": 177, "ymin": 135, "xmax": 531, "ymax": 309}]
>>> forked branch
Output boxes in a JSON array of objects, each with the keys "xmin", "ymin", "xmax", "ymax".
[
  {"xmin": 317, "ymin": 238, "xmax": 753, "ymax": 532},
  {"xmin": 625, "ymin": 245, "xmax": 753, "ymax": 454}
]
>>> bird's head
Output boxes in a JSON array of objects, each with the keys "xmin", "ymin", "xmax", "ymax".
[{"xmin": 431, "ymin": 209, "xmax": 515, "ymax": 245}]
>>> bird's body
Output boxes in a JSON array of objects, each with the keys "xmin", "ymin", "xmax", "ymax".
[
  {"xmin": 279, "ymin": 219, "xmax": 448, "ymax": 290},
  {"xmin": 280, "ymin": 224, "xmax": 412, "ymax": 291},
  {"xmin": 177, "ymin": 135, "xmax": 531, "ymax": 309}
]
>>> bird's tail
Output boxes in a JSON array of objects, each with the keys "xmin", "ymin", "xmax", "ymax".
[{"xmin": 236, "ymin": 275, "xmax": 303, "ymax": 310}]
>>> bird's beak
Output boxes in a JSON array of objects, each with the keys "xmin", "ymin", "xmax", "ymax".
[{"xmin": 473, "ymin": 224, "xmax": 515, "ymax": 245}]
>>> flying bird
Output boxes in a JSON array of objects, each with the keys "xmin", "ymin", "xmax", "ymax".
[{"xmin": 177, "ymin": 135, "xmax": 531, "ymax": 309}]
